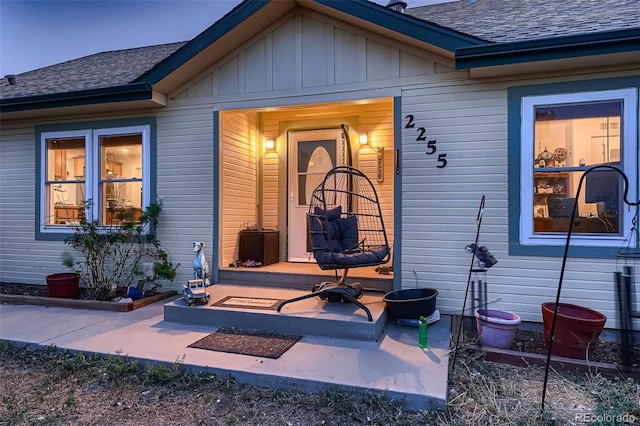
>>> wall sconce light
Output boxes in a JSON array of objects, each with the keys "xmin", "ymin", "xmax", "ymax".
[
  {"xmin": 265, "ymin": 138, "xmax": 275, "ymax": 152},
  {"xmin": 359, "ymin": 134, "xmax": 368, "ymax": 146}
]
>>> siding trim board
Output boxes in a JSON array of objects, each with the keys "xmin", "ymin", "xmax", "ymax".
[
  {"xmin": 393, "ymin": 96, "xmax": 402, "ymax": 291},
  {"xmin": 0, "ymin": 83, "xmax": 155, "ymax": 114},
  {"xmin": 456, "ymin": 28, "xmax": 640, "ymax": 70},
  {"xmin": 34, "ymin": 117, "xmax": 158, "ymax": 241},
  {"xmin": 507, "ymin": 76, "xmax": 640, "ymax": 258},
  {"xmin": 212, "ymin": 110, "xmax": 220, "ymax": 283}
]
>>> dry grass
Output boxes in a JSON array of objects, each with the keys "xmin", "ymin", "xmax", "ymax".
[{"xmin": 2, "ymin": 336, "xmax": 639, "ymax": 426}]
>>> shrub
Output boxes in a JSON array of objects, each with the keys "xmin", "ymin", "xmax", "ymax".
[{"xmin": 62, "ymin": 200, "xmax": 178, "ymax": 300}]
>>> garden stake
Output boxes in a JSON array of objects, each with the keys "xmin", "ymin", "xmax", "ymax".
[{"xmin": 452, "ymin": 195, "xmax": 485, "ymax": 372}]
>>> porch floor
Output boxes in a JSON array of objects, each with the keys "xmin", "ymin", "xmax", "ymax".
[{"xmin": 164, "ymin": 284, "xmax": 388, "ymax": 341}]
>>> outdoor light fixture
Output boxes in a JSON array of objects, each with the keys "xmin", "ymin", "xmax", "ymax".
[
  {"xmin": 265, "ymin": 138, "xmax": 275, "ymax": 152},
  {"xmin": 359, "ymin": 134, "xmax": 368, "ymax": 146}
]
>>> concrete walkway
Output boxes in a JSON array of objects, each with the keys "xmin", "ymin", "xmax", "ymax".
[{"xmin": 0, "ymin": 296, "xmax": 450, "ymax": 411}]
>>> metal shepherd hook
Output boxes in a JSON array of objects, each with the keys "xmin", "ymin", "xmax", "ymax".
[
  {"xmin": 452, "ymin": 195, "xmax": 486, "ymax": 372},
  {"xmin": 541, "ymin": 165, "xmax": 639, "ymax": 412}
]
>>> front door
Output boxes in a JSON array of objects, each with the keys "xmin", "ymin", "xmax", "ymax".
[{"xmin": 288, "ymin": 129, "xmax": 344, "ymax": 262}]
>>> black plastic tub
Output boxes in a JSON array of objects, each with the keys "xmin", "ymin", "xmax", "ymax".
[{"xmin": 383, "ymin": 288, "xmax": 438, "ymax": 321}]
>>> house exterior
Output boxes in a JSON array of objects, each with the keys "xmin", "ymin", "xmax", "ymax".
[{"xmin": 1, "ymin": 0, "xmax": 638, "ymax": 327}]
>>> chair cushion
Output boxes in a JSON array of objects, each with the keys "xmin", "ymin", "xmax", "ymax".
[
  {"xmin": 313, "ymin": 206, "xmax": 350, "ymax": 253},
  {"xmin": 308, "ymin": 216, "xmax": 328, "ymax": 250},
  {"xmin": 314, "ymin": 206, "xmax": 341, "ymax": 221},
  {"xmin": 310, "ymin": 206, "xmax": 387, "ymax": 267},
  {"xmin": 337, "ymin": 216, "xmax": 358, "ymax": 251},
  {"xmin": 315, "ymin": 246, "xmax": 389, "ymax": 267}
]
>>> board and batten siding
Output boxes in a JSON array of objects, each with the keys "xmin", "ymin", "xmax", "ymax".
[
  {"xmin": 399, "ymin": 70, "xmax": 637, "ymax": 327},
  {"xmin": 170, "ymin": 8, "xmax": 443, "ymax": 101}
]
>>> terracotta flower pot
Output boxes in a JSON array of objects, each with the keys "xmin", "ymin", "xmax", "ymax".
[
  {"xmin": 45, "ymin": 273, "xmax": 79, "ymax": 298},
  {"xmin": 542, "ymin": 302, "xmax": 606, "ymax": 360},
  {"xmin": 474, "ymin": 309, "xmax": 521, "ymax": 349}
]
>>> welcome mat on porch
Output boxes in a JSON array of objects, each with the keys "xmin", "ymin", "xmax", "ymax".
[
  {"xmin": 188, "ymin": 327, "xmax": 301, "ymax": 359},
  {"xmin": 212, "ymin": 295, "xmax": 284, "ymax": 310}
]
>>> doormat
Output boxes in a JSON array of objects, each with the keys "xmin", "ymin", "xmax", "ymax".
[
  {"xmin": 188, "ymin": 327, "xmax": 301, "ymax": 359},
  {"xmin": 212, "ymin": 295, "xmax": 284, "ymax": 310}
]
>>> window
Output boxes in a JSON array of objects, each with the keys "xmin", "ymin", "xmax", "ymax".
[
  {"xmin": 38, "ymin": 120, "xmax": 153, "ymax": 235},
  {"xmin": 518, "ymin": 88, "xmax": 638, "ymax": 249}
]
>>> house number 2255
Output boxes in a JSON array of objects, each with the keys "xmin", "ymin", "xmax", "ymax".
[{"xmin": 405, "ymin": 114, "xmax": 448, "ymax": 168}]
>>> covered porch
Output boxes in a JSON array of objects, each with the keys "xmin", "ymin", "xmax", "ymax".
[{"xmin": 216, "ymin": 97, "xmax": 397, "ymax": 290}]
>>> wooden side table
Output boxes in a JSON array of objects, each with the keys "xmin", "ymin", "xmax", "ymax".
[{"xmin": 239, "ymin": 230, "xmax": 279, "ymax": 265}]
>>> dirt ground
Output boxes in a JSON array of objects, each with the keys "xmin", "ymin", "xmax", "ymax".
[
  {"xmin": 0, "ymin": 342, "xmax": 440, "ymax": 426},
  {"xmin": 2, "ymin": 335, "xmax": 640, "ymax": 425}
]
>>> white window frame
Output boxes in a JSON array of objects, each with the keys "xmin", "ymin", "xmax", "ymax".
[
  {"xmin": 40, "ymin": 125, "xmax": 151, "ymax": 234},
  {"xmin": 519, "ymin": 88, "xmax": 638, "ymax": 247}
]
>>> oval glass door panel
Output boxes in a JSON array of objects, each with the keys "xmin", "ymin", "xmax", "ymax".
[{"xmin": 299, "ymin": 143, "xmax": 335, "ymax": 206}]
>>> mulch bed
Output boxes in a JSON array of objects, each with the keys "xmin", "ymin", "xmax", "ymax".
[
  {"xmin": 0, "ymin": 282, "xmax": 177, "ymax": 312},
  {"xmin": 0, "ymin": 283, "xmax": 49, "ymax": 297},
  {"xmin": 457, "ymin": 322, "xmax": 640, "ymax": 370},
  {"xmin": 0, "ymin": 282, "xmax": 156, "ymax": 300},
  {"xmin": 510, "ymin": 329, "xmax": 640, "ymax": 366}
]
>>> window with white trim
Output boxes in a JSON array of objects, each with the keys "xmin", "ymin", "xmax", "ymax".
[
  {"xmin": 40, "ymin": 124, "xmax": 151, "ymax": 232},
  {"xmin": 519, "ymin": 88, "xmax": 638, "ymax": 248}
]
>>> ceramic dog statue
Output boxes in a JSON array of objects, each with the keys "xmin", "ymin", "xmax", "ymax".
[{"xmin": 193, "ymin": 241, "xmax": 211, "ymax": 286}]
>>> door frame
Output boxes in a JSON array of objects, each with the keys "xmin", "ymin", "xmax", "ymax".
[{"xmin": 286, "ymin": 127, "xmax": 345, "ymax": 262}]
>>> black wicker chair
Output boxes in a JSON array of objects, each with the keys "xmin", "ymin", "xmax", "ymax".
[{"xmin": 277, "ymin": 166, "xmax": 390, "ymax": 321}]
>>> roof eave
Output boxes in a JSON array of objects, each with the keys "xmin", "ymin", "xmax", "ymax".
[
  {"xmin": 0, "ymin": 83, "xmax": 157, "ymax": 114},
  {"xmin": 455, "ymin": 28, "xmax": 640, "ymax": 71},
  {"xmin": 135, "ymin": 0, "xmax": 273, "ymax": 85}
]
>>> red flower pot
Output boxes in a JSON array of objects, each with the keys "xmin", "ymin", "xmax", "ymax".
[
  {"xmin": 542, "ymin": 302, "xmax": 606, "ymax": 360},
  {"xmin": 45, "ymin": 273, "xmax": 80, "ymax": 298}
]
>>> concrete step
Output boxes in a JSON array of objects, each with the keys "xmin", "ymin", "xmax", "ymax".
[
  {"xmin": 217, "ymin": 268, "xmax": 393, "ymax": 292},
  {"xmin": 164, "ymin": 284, "xmax": 387, "ymax": 341}
]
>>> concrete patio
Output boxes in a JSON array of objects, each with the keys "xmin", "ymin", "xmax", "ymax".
[{"xmin": 0, "ymin": 282, "xmax": 451, "ymax": 411}]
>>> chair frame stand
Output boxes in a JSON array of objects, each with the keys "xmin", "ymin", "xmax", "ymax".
[{"xmin": 276, "ymin": 269, "xmax": 383, "ymax": 321}]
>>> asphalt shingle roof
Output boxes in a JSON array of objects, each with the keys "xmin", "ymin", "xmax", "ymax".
[
  {"xmin": 0, "ymin": 42, "xmax": 186, "ymax": 99},
  {"xmin": 1, "ymin": 0, "xmax": 638, "ymax": 102},
  {"xmin": 406, "ymin": 0, "xmax": 640, "ymax": 43}
]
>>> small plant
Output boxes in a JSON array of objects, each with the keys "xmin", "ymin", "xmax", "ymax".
[
  {"xmin": 145, "ymin": 355, "xmax": 185, "ymax": 384},
  {"xmin": 62, "ymin": 200, "xmax": 178, "ymax": 301}
]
